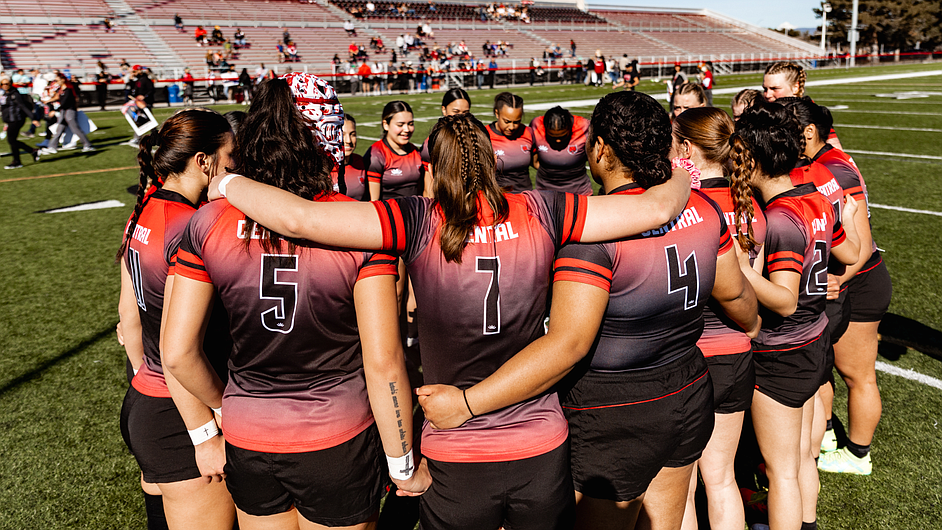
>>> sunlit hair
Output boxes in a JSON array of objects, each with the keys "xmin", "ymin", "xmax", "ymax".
[
  {"xmin": 732, "ymin": 88, "xmax": 762, "ymax": 110},
  {"xmin": 588, "ymin": 91, "xmax": 672, "ymax": 189},
  {"xmin": 493, "ymin": 91, "xmax": 523, "ymax": 113},
  {"xmin": 728, "ymin": 99, "xmax": 802, "ymax": 252},
  {"xmin": 441, "ymin": 88, "xmax": 471, "ymax": 109},
  {"xmin": 428, "ymin": 114, "xmax": 508, "ymax": 263},
  {"xmin": 117, "ymin": 108, "xmax": 232, "ymax": 262},
  {"xmin": 544, "ymin": 105, "xmax": 573, "ymax": 131},
  {"xmin": 234, "ymin": 78, "xmax": 334, "ymax": 253},
  {"xmin": 674, "ymin": 82, "xmax": 706, "ymax": 106},
  {"xmin": 783, "ymin": 96, "xmax": 832, "ymax": 145},
  {"xmin": 765, "ymin": 62, "xmax": 806, "ymax": 97},
  {"xmin": 672, "ymin": 106, "xmax": 734, "ymax": 170}
]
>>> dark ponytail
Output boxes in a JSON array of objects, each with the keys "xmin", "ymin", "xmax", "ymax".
[
  {"xmin": 441, "ymin": 88, "xmax": 471, "ymax": 109},
  {"xmin": 428, "ymin": 114, "xmax": 507, "ymax": 263},
  {"xmin": 493, "ymin": 91, "xmax": 523, "ymax": 113},
  {"xmin": 116, "ymin": 108, "xmax": 232, "ymax": 262},
  {"xmin": 588, "ymin": 91, "xmax": 672, "ymax": 189},
  {"xmin": 783, "ymin": 96, "xmax": 832, "ymax": 145}
]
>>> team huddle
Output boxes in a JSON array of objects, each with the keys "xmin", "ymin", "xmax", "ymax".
[{"xmin": 116, "ymin": 62, "xmax": 891, "ymax": 530}]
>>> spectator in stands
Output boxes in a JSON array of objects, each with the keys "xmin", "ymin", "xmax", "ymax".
[
  {"xmin": 195, "ymin": 25, "xmax": 207, "ymax": 46},
  {"xmin": 40, "ymin": 72, "xmax": 94, "ymax": 154},
  {"xmin": 182, "ymin": 67, "xmax": 195, "ymax": 105},
  {"xmin": 103, "ymin": 17, "xmax": 116, "ymax": 33},
  {"xmin": 1, "ymin": 76, "xmax": 40, "ymax": 169},
  {"xmin": 283, "ymin": 28, "xmax": 291, "ymax": 45},
  {"xmin": 404, "ymin": 33, "xmax": 415, "ymax": 52},
  {"xmin": 520, "ymin": 7, "xmax": 529, "ymax": 23},
  {"xmin": 402, "ymin": 3, "xmax": 416, "ymax": 17},
  {"xmin": 389, "ymin": 4, "xmax": 399, "ymax": 16},
  {"xmin": 422, "ymin": 22, "xmax": 434, "ymax": 39},
  {"xmin": 286, "ymin": 41, "xmax": 299, "ymax": 62},
  {"xmin": 223, "ymin": 39, "xmax": 234, "ymax": 60},
  {"xmin": 358, "ymin": 60, "xmax": 373, "ymax": 94},
  {"xmin": 698, "ymin": 61, "xmax": 714, "ymax": 106},
  {"xmin": 488, "ymin": 56, "xmax": 498, "ymax": 88},
  {"xmin": 276, "ymin": 40, "xmax": 287, "ymax": 63},
  {"xmin": 376, "ymin": 36, "xmax": 385, "ymax": 52},
  {"xmin": 344, "ymin": 19, "xmax": 357, "ymax": 37},
  {"xmin": 428, "ymin": 0, "xmax": 437, "ymax": 12},
  {"xmin": 95, "ymin": 68, "xmax": 111, "ymax": 110},
  {"xmin": 238, "ymin": 67, "xmax": 253, "ymax": 104},
  {"xmin": 570, "ymin": 39, "xmax": 576, "ymax": 57},
  {"xmin": 366, "ymin": 1, "xmax": 375, "ymax": 13},
  {"xmin": 211, "ymin": 26, "xmax": 224, "ymax": 45},
  {"xmin": 233, "ymin": 28, "xmax": 246, "ymax": 48},
  {"xmin": 397, "ymin": 34, "xmax": 406, "ymax": 54},
  {"xmin": 349, "ymin": 41, "xmax": 359, "ymax": 59},
  {"xmin": 666, "ymin": 63, "xmax": 689, "ymax": 112},
  {"xmin": 174, "ymin": 13, "xmax": 184, "ymax": 32}
]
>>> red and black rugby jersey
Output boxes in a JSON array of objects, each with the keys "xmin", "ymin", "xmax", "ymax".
[
  {"xmin": 791, "ymin": 158, "xmax": 843, "ymax": 221},
  {"xmin": 125, "ymin": 188, "xmax": 231, "ymax": 398},
  {"xmin": 757, "ymin": 183, "xmax": 847, "ymax": 346},
  {"xmin": 372, "ymin": 190, "xmax": 588, "ymax": 463},
  {"xmin": 330, "ymin": 153, "xmax": 368, "ymax": 202},
  {"xmin": 530, "ymin": 115, "xmax": 592, "ymax": 196},
  {"xmin": 364, "ymin": 138, "xmax": 423, "ymax": 199},
  {"xmin": 813, "ymin": 144, "xmax": 881, "ymax": 271},
  {"xmin": 488, "ymin": 123, "xmax": 535, "ymax": 193},
  {"xmin": 697, "ymin": 177, "xmax": 767, "ymax": 357},
  {"xmin": 175, "ymin": 193, "xmax": 398, "ymax": 453},
  {"xmin": 554, "ymin": 184, "xmax": 732, "ymax": 370}
]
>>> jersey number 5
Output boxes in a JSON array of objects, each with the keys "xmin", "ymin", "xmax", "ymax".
[
  {"xmin": 260, "ymin": 254, "xmax": 298, "ymax": 334},
  {"xmin": 476, "ymin": 256, "xmax": 501, "ymax": 335},
  {"xmin": 665, "ymin": 245, "xmax": 700, "ymax": 310}
]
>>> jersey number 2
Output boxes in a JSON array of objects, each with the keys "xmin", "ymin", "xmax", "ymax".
[
  {"xmin": 260, "ymin": 254, "xmax": 298, "ymax": 334},
  {"xmin": 476, "ymin": 256, "xmax": 501, "ymax": 335},
  {"xmin": 805, "ymin": 241, "xmax": 828, "ymax": 296},
  {"xmin": 665, "ymin": 245, "xmax": 699, "ymax": 310}
]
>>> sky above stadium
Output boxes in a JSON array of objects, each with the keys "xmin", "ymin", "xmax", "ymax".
[{"xmin": 592, "ymin": 1, "xmax": 823, "ymax": 29}]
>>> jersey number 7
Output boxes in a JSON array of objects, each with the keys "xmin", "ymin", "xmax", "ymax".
[{"xmin": 476, "ymin": 256, "xmax": 501, "ymax": 335}]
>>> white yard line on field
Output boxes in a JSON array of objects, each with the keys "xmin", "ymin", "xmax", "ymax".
[
  {"xmin": 844, "ymin": 149, "xmax": 942, "ymax": 160},
  {"xmin": 836, "ymin": 124, "xmax": 942, "ymax": 133},
  {"xmin": 869, "ymin": 203, "xmax": 942, "ymax": 217},
  {"xmin": 876, "ymin": 361, "xmax": 942, "ymax": 391}
]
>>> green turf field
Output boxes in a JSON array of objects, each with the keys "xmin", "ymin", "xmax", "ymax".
[{"xmin": 1, "ymin": 62, "xmax": 940, "ymax": 528}]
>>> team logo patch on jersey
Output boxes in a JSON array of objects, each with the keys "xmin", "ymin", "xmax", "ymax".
[
  {"xmin": 495, "ymin": 149, "xmax": 505, "ymax": 157},
  {"xmin": 568, "ymin": 145, "xmax": 579, "ymax": 155},
  {"xmin": 538, "ymin": 145, "xmax": 549, "ymax": 152},
  {"xmin": 521, "ymin": 144, "xmax": 530, "ymax": 153},
  {"xmin": 391, "ymin": 168, "xmax": 403, "ymax": 176}
]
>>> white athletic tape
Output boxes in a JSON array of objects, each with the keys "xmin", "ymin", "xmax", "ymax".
[{"xmin": 876, "ymin": 361, "xmax": 942, "ymax": 391}]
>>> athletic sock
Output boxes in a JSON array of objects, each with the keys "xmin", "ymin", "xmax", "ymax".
[
  {"xmin": 143, "ymin": 492, "xmax": 169, "ymax": 530},
  {"xmin": 825, "ymin": 418, "xmax": 833, "ymax": 431},
  {"xmin": 846, "ymin": 440, "xmax": 871, "ymax": 459},
  {"xmin": 801, "ymin": 521, "xmax": 818, "ymax": 530}
]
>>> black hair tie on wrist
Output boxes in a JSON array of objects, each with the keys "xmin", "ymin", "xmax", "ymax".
[{"xmin": 463, "ymin": 389, "xmax": 477, "ymax": 418}]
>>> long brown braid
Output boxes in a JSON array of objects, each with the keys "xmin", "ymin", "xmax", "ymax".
[
  {"xmin": 431, "ymin": 114, "xmax": 507, "ymax": 263},
  {"xmin": 729, "ymin": 133, "xmax": 758, "ymax": 253}
]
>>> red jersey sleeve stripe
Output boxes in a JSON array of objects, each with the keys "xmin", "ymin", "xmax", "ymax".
[
  {"xmin": 553, "ymin": 270, "xmax": 612, "ymax": 292},
  {"xmin": 832, "ymin": 224, "xmax": 846, "ymax": 246},
  {"xmin": 768, "ymin": 250, "xmax": 802, "ymax": 263},
  {"xmin": 358, "ymin": 253, "xmax": 400, "ymax": 281},
  {"xmin": 372, "ymin": 200, "xmax": 406, "ymax": 253},
  {"xmin": 554, "ymin": 257, "xmax": 613, "ymax": 280},
  {"xmin": 175, "ymin": 250, "xmax": 212, "ymax": 283},
  {"xmin": 767, "ymin": 258, "xmax": 802, "ymax": 274},
  {"xmin": 367, "ymin": 171, "xmax": 383, "ymax": 183},
  {"xmin": 562, "ymin": 193, "xmax": 588, "ymax": 244},
  {"xmin": 843, "ymin": 185, "xmax": 864, "ymax": 199}
]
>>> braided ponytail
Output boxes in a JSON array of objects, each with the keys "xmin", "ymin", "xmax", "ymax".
[
  {"xmin": 115, "ymin": 131, "xmax": 162, "ymax": 262},
  {"xmin": 431, "ymin": 114, "xmax": 507, "ymax": 263},
  {"xmin": 728, "ymin": 133, "xmax": 758, "ymax": 253}
]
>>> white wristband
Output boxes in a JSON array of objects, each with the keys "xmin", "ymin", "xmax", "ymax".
[
  {"xmin": 187, "ymin": 418, "xmax": 219, "ymax": 446},
  {"xmin": 217, "ymin": 173, "xmax": 239, "ymax": 198},
  {"xmin": 211, "ymin": 406, "xmax": 222, "ymax": 418},
  {"xmin": 387, "ymin": 450, "xmax": 415, "ymax": 481}
]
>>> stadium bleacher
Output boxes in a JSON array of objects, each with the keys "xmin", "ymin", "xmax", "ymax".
[{"xmin": 0, "ymin": 0, "xmax": 820, "ymax": 76}]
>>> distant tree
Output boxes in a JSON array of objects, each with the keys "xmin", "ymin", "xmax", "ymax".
[{"xmin": 814, "ymin": 0, "xmax": 942, "ymax": 50}]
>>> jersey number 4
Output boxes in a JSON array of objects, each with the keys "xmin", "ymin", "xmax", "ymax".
[
  {"xmin": 260, "ymin": 254, "xmax": 298, "ymax": 334},
  {"xmin": 665, "ymin": 245, "xmax": 700, "ymax": 310},
  {"xmin": 476, "ymin": 256, "xmax": 501, "ymax": 335}
]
